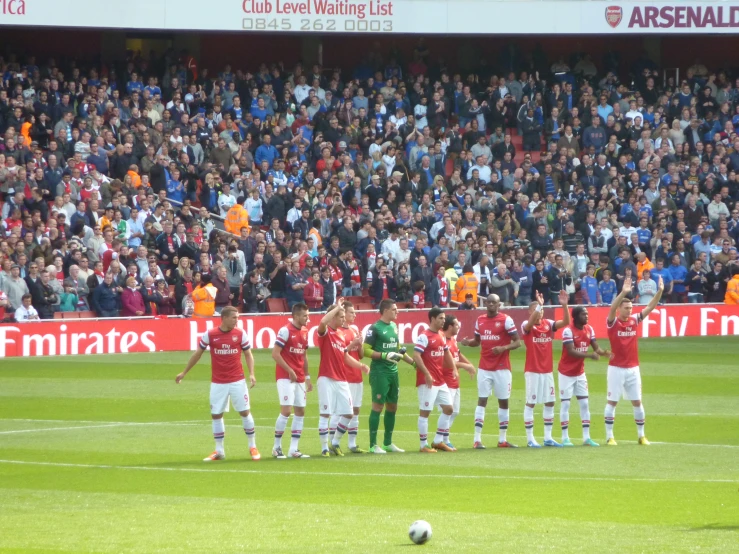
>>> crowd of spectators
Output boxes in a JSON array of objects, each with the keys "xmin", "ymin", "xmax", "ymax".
[{"xmin": 1, "ymin": 45, "xmax": 739, "ymax": 322}]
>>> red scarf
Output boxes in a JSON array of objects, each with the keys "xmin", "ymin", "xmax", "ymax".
[{"xmin": 438, "ymin": 279, "xmax": 449, "ymax": 307}]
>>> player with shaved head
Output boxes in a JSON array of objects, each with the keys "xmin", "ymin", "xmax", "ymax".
[{"xmin": 460, "ymin": 294, "xmax": 521, "ymax": 449}]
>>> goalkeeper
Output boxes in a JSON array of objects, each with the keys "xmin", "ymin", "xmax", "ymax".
[{"xmin": 362, "ymin": 299, "xmax": 415, "ymax": 454}]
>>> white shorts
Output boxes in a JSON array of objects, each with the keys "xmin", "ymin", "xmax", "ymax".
[
  {"xmin": 607, "ymin": 365, "xmax": 642, "ymax": 401},
  {"xmin": 348, "ymin": 382, "xmax": 363, "ymax": 409},
  {"xmin": 210, "ymin": 379, "xmax": 249, "ymax": 415},
  {"xmin": 558, "ymin": 372, "xmax": 589, "ymax": 400},
  {"xmin": 418, "ymin": 384, "xmax": 451, "ymax": 411},
  {"xmin": 317, "ymin": 376, "xmax": 353, "ymax": 416},
  {"xmin": 477, "ymin": 369, "xmax": 512, "ymax": 400},
  {"xmin": 437, "ymin": 386, "xmax": 460, "ymax": 414},
  {"xmin": 525, "ymin": 372, "xmax": 556, "ymax": 405},
  {"xmin": 276, "ymin": 379, "xmax": 307, "ymax": 408}
]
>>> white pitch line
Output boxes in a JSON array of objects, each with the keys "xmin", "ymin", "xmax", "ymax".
[
  {"xmin": 2, "ymin": 421, "xmax": 738, "ymax": 449},
  {"xmin": 0, "ymin": 459, "xmax": 735, "ymax": 484}
]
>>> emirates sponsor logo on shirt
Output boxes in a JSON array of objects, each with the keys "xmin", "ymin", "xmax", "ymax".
[
  {"xmin": 481, "ymin": 334, "xmax": 501, "ymax": 341},
  {"xmin": 289, "ymin": 346, "xmax": 306, "ymax": 354},
  {"xmin": 213, "ymin": 346, "xmax": 240, "ymax": 355},
  {"xmin": 532, "ymin": 337, "xmax": 552, "ymax": 343},
  {"xmin": 429, "ymin": 349, "xmax": 444, "ymax": 357},
  {"xmin": 617, "ymin": 329, "xmax": 637, "ymax": 337}
]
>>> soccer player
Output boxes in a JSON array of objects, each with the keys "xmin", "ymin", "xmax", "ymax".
[
  {"xmin": 460, "ymin": 294, "xmax": 521, "ymax": 449},
  {"xmin": 271, "ymin": 302, "xmax": 311, "ymax": 459},
  {"xmin": 335, "ymin": 300, "xmax": 367, "ymax": 453},
  {"xmin": 316, "ymin": 301, "xmax": 370, "ymax": 457},
  {"xmin": 363, "ymin": 299, "xmax": 415, "ymax": 454},
  {"xmin": 439, "ymin": 315, "xmax": 476, "ymax": 450},
  {"xmin": 558, "ymin": 305, "xmax": 610, "ymax": 447},
  {"xmin": 605, "ymin": 276, "xmax": 664, "ymax": 445},
  {"xmin": 175, "ymin": 306, "xmax": 260, "ymax": 462},
  {"xmin": 413, "ymin": 308, "xmax": 456, "ymax": 453},
  {"xmin": 520, "ymin": 290, "xmax": 570, "ymax": 448}
]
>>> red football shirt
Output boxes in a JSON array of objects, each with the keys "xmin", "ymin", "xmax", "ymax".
[
  {"xmin": 521, "ymin": 319, "xmax": 556, "ymax": 374},
  {"xmin": 317, "ymin": 326, "xmax": 347, "ymax": 381},
  {"xmin": 414, "ymin": 329, "xmax": 447, "ymax": 387},
  {"xmin": 275, "ymin": 321, "xmax": 308, "ymax": 382},
  {"xmin": 443, "ymin": 336, "xmax": 460, "ymax": 389},
  {"xmin": 607, "ymin": 314, "xmax": 642, "ymax": 368},
  {"xmin": 558, "ymin": 324, "xmax": 596, "ymax": 377},
  {"xmin": 199, "ymin": 327, "xmax": 250, "ymax": 384},
  {"xmin": 342, "ymin": 324, "xmax": 363, "ymax": 384},
  {"xmin": 474, "ymin": 313, "xmax": 518, "ymax": 371}
]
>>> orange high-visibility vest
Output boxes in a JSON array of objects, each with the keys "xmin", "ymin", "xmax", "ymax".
[
  {"xmin": 192, "ymin": 284, "xmax": 216, "ymax": 317},
  {"xmin": 726, "ymin": 276, "xmax": 739, "ymax": 305},
  {"xmin": 224, "ymin": 204, "xmax": 250, "ymax": 235},
  {"xmin": 455, "ymin": 273, "xmax": 478, "ymax": 304}
]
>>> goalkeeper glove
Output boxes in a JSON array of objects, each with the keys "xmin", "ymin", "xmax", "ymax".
[{"xmin": 383, "ymin": 352, "xmax": 403, "ymax": 362}]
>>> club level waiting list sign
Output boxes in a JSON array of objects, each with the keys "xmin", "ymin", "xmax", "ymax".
[{"xmin": 3, "ymin": 0, "xmax": 739, "ymax": 33}]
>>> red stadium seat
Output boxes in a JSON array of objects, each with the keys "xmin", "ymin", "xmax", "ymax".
[{"xmin": 266, "ymin": 298, "xmax": 288, "ymax": 313}]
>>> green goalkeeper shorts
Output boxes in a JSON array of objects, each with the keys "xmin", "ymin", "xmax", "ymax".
[{"xmin": 369, "ymin": 370, "xmax": 400, "ymax": 405}]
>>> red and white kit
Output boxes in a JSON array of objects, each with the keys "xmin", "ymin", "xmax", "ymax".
[
  {"xmin": 275, "ymin": 322, "xmax": 308, "ymax": 408},
  {"xmin": 199, "ymin": 327, "xmax": 251, "ymax": 414},
  {"xmin": 414, "ymin": 329, "xmax": 450, "ymax": 410},
  {"xmin": 558, "ymin": 324, "xmax": 596, "ymax": 399},
  {"xmin": 475, "ymin": 313, "xmax": 517, "ymax": 400},
  {"xmin": 606, "ymin": 314, "xmax": 643, "ymax": 401},
  {"xmin": 521, "ymin": 318, "xmax": 556, "ymax": 405},
  {"xmin": 316, "ymin": 326, "xmax": 353, "ymax": 415}
]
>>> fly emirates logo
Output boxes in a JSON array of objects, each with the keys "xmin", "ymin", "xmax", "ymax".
[
  {"xmin": 617, "ymin": 328, "xmax": 637, "ymax": 337},
  {"xmin": 532, "ymin": 336, "xmax": 552, "ymax": 344},
  {"xmin": 213, "ymin": 346, "xmax": 240, "ymax": 356},
  {"xmin": 428, "ymin": 349, "xmax": 444, "ymax": 357},
  {"xmin": 288, "ymin": 346, "xmax": 306, "ymax": 355},
  {"xmin": 481, "ymin": 330, "xmax": 501, "ymax": 341}
]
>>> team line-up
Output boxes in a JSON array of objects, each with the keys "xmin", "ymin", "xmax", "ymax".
[{"xmin": 175, "ymin": 275, "xmax": 664, "ymax": 460}]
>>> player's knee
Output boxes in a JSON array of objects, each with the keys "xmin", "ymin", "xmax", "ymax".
[
  {"xmin": 353, "ymin": 408, "xmax": 360, "ymax": 416},
  {"xmin": 631, "ymin": 400, "xmax": 642, "ymax": 407},
  {"xmin": 294, "ymin": 407, "xmax": 305, "ymax": 417},
  {"xmin": 239, "ymin": 410, "xmax": 250, "ymax": 417},
  {"xmin": 498, "ymin": 399, "xmax": 508, "ymax": 409},
  {"xmin": 280, "ymin": 407, "xmax": 292, "ymax": 417},
  {"xmin": 211, "ymin": 414, "xmax": 224, "ymax": 420},
  {"xmin": 477, "ymin": 397, "xmax": 488, "ymax": 408},
  {"xmin": 442, "ymin": 406, "xmax": 453, "ymax": 416}
]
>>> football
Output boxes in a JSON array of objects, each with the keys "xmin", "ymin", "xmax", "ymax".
[{"xmin": 408, "ymin": 520, "xmax": 433, "ymax": 545}]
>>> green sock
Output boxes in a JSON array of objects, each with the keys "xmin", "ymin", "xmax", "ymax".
[
  {"xmin": 369, "ymin": 410, "xmax": 381, "ymax": 447},
  {"xmin": 383, "ymin": 410, "xmax": 396, "ymax": 447}
]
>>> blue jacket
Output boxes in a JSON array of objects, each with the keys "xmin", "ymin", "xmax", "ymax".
[
  {"xmin": 668, "ymin": 264, "xmax": 688, "ymax": 293},
  {"xmin": 255, "ymin": 144, "xmax": 279, "ymax": 167},
  {"xmin": 92, "ymin": 282, "xmax": 119, "ymax": 314}
]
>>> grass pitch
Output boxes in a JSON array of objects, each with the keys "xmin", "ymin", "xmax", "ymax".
[{"xmin": 0, "ymin": 337, "xmax": 738, "ymax": 553}]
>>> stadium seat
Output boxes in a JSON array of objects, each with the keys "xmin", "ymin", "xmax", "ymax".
[
  {"xmin": 77, "ymin": 311, "xmax": 97, "ymax": 319},
  {"xmin": 424, "ymin": 301, "xmax": 433, "ymax": 308},
  {"xmin": 355, "ymin": 303, "xmax": 374, "ymax": 311},
  {"xmin": 266, "ymin": 298, "xmax": 288, "ymax": 313},
  {"xmin": 53, "ymin": 312, "xmax": 63, "ymax": 319},
  {"xmin": 62, "ymin": 312, "xmax": 81, "ymax": 319}
]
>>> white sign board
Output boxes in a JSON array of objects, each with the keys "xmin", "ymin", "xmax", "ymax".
[{"xmin": 1, "ymin": 0, "xmax": 737, "ymax": 33}]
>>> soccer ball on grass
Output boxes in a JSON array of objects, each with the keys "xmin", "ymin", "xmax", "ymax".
[{"xmin": 408, "ymin": 520, "xmax": 433, "ymax": 545}]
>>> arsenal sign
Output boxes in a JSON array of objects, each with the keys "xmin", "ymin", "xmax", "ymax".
[{"xmin": 605, "ymin": 5, "xmax": 623, "ymax": 27}]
